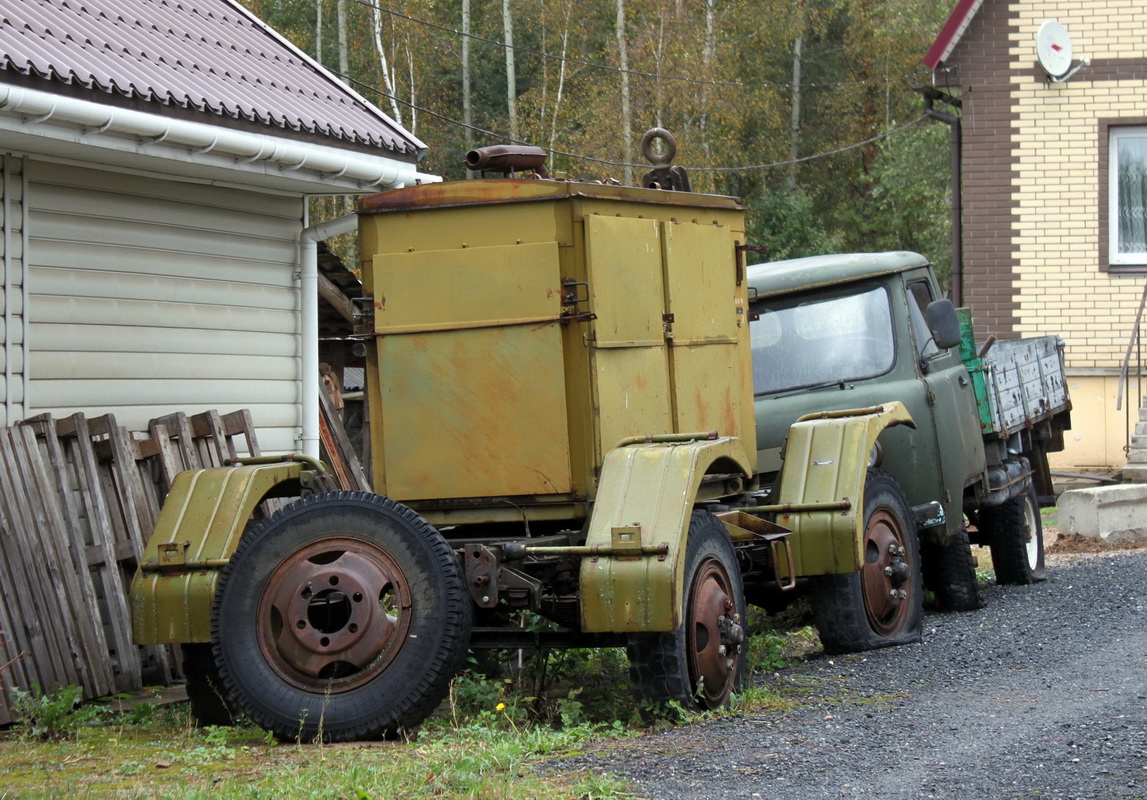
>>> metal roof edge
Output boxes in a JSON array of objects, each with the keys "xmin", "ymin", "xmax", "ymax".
[
  {"xmin": 923, "ymin": 0, "xmax": 986, "ymax": 69},
  {"xmin": 0, "ymin": 82, "xmax": 440, "ymax": 193},
  {"xmin": 221, "ymin": 0, "xmax": 426, "ymax": 153}
]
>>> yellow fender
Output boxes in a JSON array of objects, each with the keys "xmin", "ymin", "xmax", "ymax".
[
  {"xmin": 579, "ymin": 436, "xmax": 753, "ymax": 633},
  {"xmin": 775, "ymin": 402, "xmax": 915, "ymax": 576},
  {"xmin": 131, "ymin": 461, "xmax": 314, "ymax": 644}
]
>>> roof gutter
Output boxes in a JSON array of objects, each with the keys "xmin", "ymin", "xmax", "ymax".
[{"xmin": 0, "ymin": 84, "xmax": 436, "ymax": 190}]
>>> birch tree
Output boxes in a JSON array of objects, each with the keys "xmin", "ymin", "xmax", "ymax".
[
  {"xmin": 616, "ymin": 0, "xmax": 633, "ymax": 184},
  {"xmin": 503, "ymin": 0, "xmax": 518, "ymax": 141},
  {"xmin": 370, "ymin": 1, "xmax": 403, "ymax": 125}
]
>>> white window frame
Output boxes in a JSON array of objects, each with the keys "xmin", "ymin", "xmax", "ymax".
[{"xmin": 1109, "ymin": 126, "xmax": 1147, "ymax": 266}]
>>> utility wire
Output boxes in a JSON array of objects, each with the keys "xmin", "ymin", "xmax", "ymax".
[
  {"xmin": 350, "ymin": 0, "xmax": 929, "ymax": 91},
  {"xmin": 693, "ymin": 116, "xmax": 928, "ymax": 171},
  {"xmin": 344, "ymin": 73, "xmax": 930, "ymax": 172}
]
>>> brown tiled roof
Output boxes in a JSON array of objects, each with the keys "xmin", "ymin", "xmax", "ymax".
[{"xmin": 0, "ymin": 0, "xmax": 423, "ymax": 159}]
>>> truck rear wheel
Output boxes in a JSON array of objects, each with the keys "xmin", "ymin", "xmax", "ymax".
[
  {"xmin": 921, "ymin": 527, "xmax": 983, "ymax": 612},
  {"xmin": 810, "ymin": 469, "xmax": 923, "ymax": 654},
  {"xmin": 211, "ymin": 492, "xmax": 471, "ymax": 742},
  {"xmin": 982, "ymin": 486, "xmax": 1045, "ymax": 585},
  {"xmin": 627, "ymin": 511, "xmax": 747, "ymax": 713}
]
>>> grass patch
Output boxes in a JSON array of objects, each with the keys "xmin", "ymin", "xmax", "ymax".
[
  {"xmin": 0, "ymin": 700, "xmax": 637, "ymax": 799},
  {"xmin": 0, "ymin": 614, "xmax": 821, "ymax": 798}
]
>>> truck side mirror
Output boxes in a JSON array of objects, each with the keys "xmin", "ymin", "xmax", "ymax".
[{"xmin": 926, "ymin": 299, "xmax": 962, "ymax": 350}]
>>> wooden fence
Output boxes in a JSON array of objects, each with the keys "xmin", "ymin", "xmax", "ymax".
[{"xmin": 0, "ymin": 410, "xmax": 262, "ymax": 725}]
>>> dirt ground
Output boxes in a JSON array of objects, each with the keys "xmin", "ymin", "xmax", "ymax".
[{"xmin": 1044, "ymin": 526, "xmax": 1147, "ymax": 559}]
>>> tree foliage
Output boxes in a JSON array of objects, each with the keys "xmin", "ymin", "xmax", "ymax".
[{"xmin": 239, "ymin": 0, "xmax": 955, "ymax": 287}]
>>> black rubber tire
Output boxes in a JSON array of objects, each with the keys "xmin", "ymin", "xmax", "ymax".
[
  {"xmin": 809, "ymin": 469, "xmax": 924, "ymax": 655},
  {"xmin": 182, "ymin": 643, "xmax": 236, "ymax": 726},
  {"xmin": 211, "ymin": 491, "xmax": 471, "ymax": 742},
  {"xmin": 627, "ymin": 511, "xmax": 748, "ymax": 714},
  {"xmin": 921, "ymin": 527, "xmax": 983, "ymax": 612},
  {"xmin": 982, "ymin": 485, "xmax": 1046, "ymax": 585}
]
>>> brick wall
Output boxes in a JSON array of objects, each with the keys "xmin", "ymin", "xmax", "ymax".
[
  {"xmin": 947, "ymin": 0, "xmax": 1147, "ymax": 370},
  {"xmin": 945, "ymin": 0, "xmax": 1021, "ymax": 341}
]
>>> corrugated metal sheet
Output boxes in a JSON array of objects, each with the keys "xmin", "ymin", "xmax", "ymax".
[
  {"xmin": 0, "ymin": 0, "xmax": 423, "ymax": 158},
  {"xmin": 26, "ymin": 159, "xmax": 304, "ymax": 452}
]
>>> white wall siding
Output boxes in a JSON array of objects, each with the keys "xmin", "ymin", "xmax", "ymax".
[
  {"xmin": 1, "ymin": 155, "xmax": 27, "ymax": 427},
  {"xmin": 26, "ymin": 160, "xmax": 303, "ymax": 452}
]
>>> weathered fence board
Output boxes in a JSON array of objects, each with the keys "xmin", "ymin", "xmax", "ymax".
[{"xmin": 0, "ymin": 409, "xmax": 263, "ymax": 717}]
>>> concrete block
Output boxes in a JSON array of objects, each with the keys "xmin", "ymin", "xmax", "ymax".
[{"xmin": 1058, "ymin": 485, "xmax": 1147, "ymax": 544}]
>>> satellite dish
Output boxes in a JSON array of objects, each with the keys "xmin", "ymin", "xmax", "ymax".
[{"xmin": 1036, "ymin": 20, "xmax": 1074, "ymax": 78}]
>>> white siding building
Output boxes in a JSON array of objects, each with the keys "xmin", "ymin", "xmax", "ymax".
[{"xmin": 0, "ymin": 0, "xmax": 430, "ymax": 453}]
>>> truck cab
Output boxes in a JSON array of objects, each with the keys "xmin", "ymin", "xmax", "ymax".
[
  {"xmin": 749, "ymin": 252, "xmax": 983, "ymax": 540},
  {"xmin": 747, "ymin": 251, "xmax": 1071, "ymax": 611}
]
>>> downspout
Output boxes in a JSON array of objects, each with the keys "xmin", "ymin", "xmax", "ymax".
[
  {"xmin": 299, "ymin": 212, "xmax": 359, "ymax": 458},
  {"xmin": 922, "ymin": 92, "xmax": 963, "ymax": 307},
  {"xmin": 3, "ymin": 158, "xmax": 11, "ymax": 423}
]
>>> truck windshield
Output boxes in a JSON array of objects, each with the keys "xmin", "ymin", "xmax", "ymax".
[{"xmin": 750, "ymin": 285, "xmax": 896, "ymax": 395}]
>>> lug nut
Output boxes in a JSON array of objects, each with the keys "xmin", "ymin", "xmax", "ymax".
[
  {"xmin": 718, "ymin": 645, "xmax": 727, "ymax": 656},
  {"xmin": 884, "ymin": 566, "xmax": 893, "ymax": 576}
]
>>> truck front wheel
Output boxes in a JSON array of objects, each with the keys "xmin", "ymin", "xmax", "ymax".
[
  {"xmin": 627, "ymin": 511, "xmax": 748, "ymax": 713},
  {"xmin": 981, "ymin": 486, "xmax": 1045, "ymax": 585},
  {"xmin": 211, "ymin": 492, "xmax": 471, "ymax": 742},
  {"xmin": 810, "ymin": 469, "xmax": 923, "ymax": 654}
]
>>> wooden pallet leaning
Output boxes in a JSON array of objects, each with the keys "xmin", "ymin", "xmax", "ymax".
[
  {"xmin": 85, "ymin": 415, "xmax": 176, "ymax": 685},
  {"xmin": 0, "ymin": 423, "xmax": 116, "ymax": 700},
  {"xmin": 48, "ymin": 414, "xmax": 144, "ymax": 693},
  {"xmin": 0, "ymin": 408, "xmax": 271, "ymax": 712},
  {"xmin": 15, "ymin": 417, "xmax": 118, "ymax": 699}
]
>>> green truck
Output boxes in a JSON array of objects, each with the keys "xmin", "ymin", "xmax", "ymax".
[
  {"xmin": 130, "ymin": 146, "xmax": 1070, "ymax": 742},
  {"xmin": 746, "ymin": 252, "xmax": 1070, "ymax": 651}
]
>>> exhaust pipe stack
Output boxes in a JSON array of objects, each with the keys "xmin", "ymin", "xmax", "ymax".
[{"xmin": 465, "ymin": 145, "xmax": 549, "ymax": 177}]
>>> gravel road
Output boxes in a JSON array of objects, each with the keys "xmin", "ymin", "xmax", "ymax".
[{"xmin": 559, "ymin": 548, "xmax": 1147, "ymax": 799}]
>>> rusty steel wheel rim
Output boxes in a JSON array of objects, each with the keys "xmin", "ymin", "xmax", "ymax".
[
  {"xmin": 861, "ymin": 509, "xmax": 912, "ymax": 636},
  {"xmin": 257, "ymin": 536, "xmax": 412, "ymax": 693},
  {"xmin": 686, "ymin": 557, "xmax": 744, "ymax": 709}
]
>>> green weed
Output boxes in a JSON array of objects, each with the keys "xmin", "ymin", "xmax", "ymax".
[{"xmin": 9, "ymin": 683, "xmax": 105, "ymax": 742}]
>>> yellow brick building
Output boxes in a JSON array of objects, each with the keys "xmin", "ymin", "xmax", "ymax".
[{"xmin": 925, "ymin": 0, "xmax": 1147, "ymax": 472}]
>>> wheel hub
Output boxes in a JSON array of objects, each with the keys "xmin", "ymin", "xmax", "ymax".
[
  {"xmin": 861, "ymin": 510, "xmax": 912, "ymax": 636},
  {"xmin": 258, "ymin": 537, "xmax": 412, "ymax": 692},
  {"xmin": 687, "ymin": 559, "xmax": 744, "ymax": 709}
]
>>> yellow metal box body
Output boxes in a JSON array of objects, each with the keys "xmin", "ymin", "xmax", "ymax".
[{"xmin": 358, "ymin": 179, "xmax": 753, "ymax": 523}]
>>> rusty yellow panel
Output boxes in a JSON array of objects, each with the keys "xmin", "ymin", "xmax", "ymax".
[
  {"xmin": 372, "ymin": 242, "xmax": 562, "ymax": 332},
  {"xmin": 669, "ymin": 342, "xmax": 744, "ymax": 438},
  {"xmin": 585, "ymin": 215, "xmax": 666, "ymax": 346},
  {"xmin": 776, "ymin": 403, "xmax": 914, "ymax": 575},
  {"xmin": 579, "ymin": 437, "xmax": 754, "ymax": 632},
  {"xmin": 359, "ymin": 194, "xmax": 566, "ymax": 260},
  {"xmin": 377, "ymin": 323, "xmax": 573, "ymax": 500},
  {"xmin": 661, "ymin": 221, "xmax": 754, "ymax": 465},
  {"xmin": 593, "ymin": 347, "xmax": 673, "ymax": 454},
  {"xmin": 661, "ymin": 221, "xmax": 739, "ymax": 343},
  {"xmin": 132, "ymin": 462, "xmax": 307, "ymax": 643}
]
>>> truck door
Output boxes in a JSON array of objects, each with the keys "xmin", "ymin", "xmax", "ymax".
[{"xmin": 904, "ymin": 272, "xmax": 986, "ymax": 523}]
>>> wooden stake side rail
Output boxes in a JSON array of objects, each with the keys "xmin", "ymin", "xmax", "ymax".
[{"xmin": 0, "ymin": 409, "xmax": 262, "ymax": 721}]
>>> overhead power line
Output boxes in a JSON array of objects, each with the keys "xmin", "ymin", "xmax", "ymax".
[
  {"xmin": 350, "ymin": 0, "xmax": 929, "ymax": 91},
  {"xmin": 344, "ymin": 74, "xmax": 930, "ymax": 173}
]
